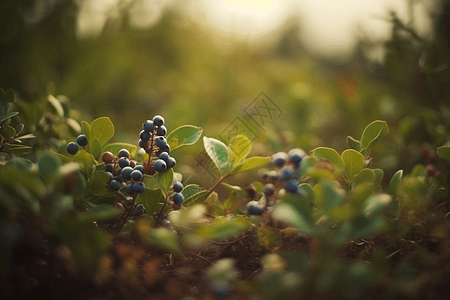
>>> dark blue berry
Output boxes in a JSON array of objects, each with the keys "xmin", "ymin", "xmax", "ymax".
[
  {"xmin": 125, "ymin": 183, "xmax": 135, "ymax": 195},
  {"xmin": 108, "ymin": 180, "xmax": 121, "ymax": 191},
  {"xmin": 131, "ymin": 203, "xmax": 145, "ymax": 216},
  {"xmin": 246, "ymin": 201, "xmax": 264, "ymax": 215},
  {"xmin": 153, "ymin": 159, "xmax": 167, "ymax": 172},
  {"xmin": 173, "ymin": 193, "xmax": 184, "ymax": 205},
  {"xmin": 160, "ymin": 144, "xmax": 171, "ymax": 154},
  {"xmin": 159, "ymin": 152, "xmax": 169, "ymax": 162},
  {"xmin": 280, "ymin": 166, "xmax": 295, "ymax": 181},
  {"xmin": 285, "ymin": 179, "xmax": 299, "ymax": 194},
  {"xmin": 66, "ymin": 142, "xmax": 79, "ymax": 155},
  {"xmin": 173, "ymin": 181, "xmax": 183, "ymax": 193},
  {"xmin": 118, "ymin": 157, "xmax": 130, "ymax": 168},
  {"xmin": 288, "ymin": 148, "xmax": 305, "ymax": 165},
  {"xmin": 155, "ymin": 136, "xmax": 167, "ymax": 148},
  {"xmin": 272, "ymin": 152, "xmax": 287, "ymax": 167},
  {"xmin": 156, "ymin": 125, "xmax": 167, "ymax": 136},
  {"xmin": 131, "ymin": 170, "xmax": 143, "ymax": 181},
  {"xmin": 133, "ymin": 182, "xmax": 146, "ymax": 193},
  {"xmin": 114, "ymin": 175, "xmax": 124, "ymax": 183},
  {"xmin": 167, "ymin": 157, "xmax": 176, "ymax": 168},
  {"xmin": 121, "ymin": 166, "xmax": 134, "ymax": 180},
  {"xmin": 140, "ymin": 130, "xmax": 151, "ymax": 141},
  {"xmin": 263, "ymin": 184, "xmax": 275, "ymax": 196},
  {"xmin": 139, "ymin": 139, "xmax": 145, "ymax": 149},
  {"xmin": 76, "ymin": 134, "xmax": 88, "ymax": 146},
  {"xmin": 153, "ymin": 115, "xmax": 164, "ymax": 126},
  {"xmin": 134, "ymin": 165, "xmax": 144, "ymax": 172},
  {"xmin": 105, "ymin": 164, "xmax": 114, "ymax": 173},
  {"xmin": 118, "ymin": 149, "xmax": 130, "ymax": 159},
  {"xmin": 105, "ymin": 172, "xmax": 114, "ymax": 182},
  {"xmin": 143, "ymin": 120, "xmax": 154, "ymax": 132}
]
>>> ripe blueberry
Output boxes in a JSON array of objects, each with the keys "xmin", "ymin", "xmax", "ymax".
[
  {"xmin": 76, "ymin": 134, "xmax": 88, "ymax": 146},
  {"xmin": 114, "ymin": 175, "xmax": 124, "ymax": 183},
  {"xmin": 105, "ymin": 172, "xmax": 114, "ymax": 182},
  {"xmin": 102, "ymin": 151, "xmax": 115, "ymax": 163},
  {"xmin": 246, "ymin": 201, "xmax": 264, "ymax": 215},
  {"xmin": 118, "ymin": 157, "xmax": 130, "ymax": 168},
  {"xmin": 125, "ymin": 183, "xmax": 135, "ymax": 195},
  {"xmin": 108, "ymin": 180, "xmax": 121, "ymax": 191},
  {"xmin": 280, "ymin": 166, "xmax": 295, "ymax": 181},
  {"xmin": 285, "ymin": 179, "xmax": 299, "ymax": 194},
  {"xmin": 118, "ymin": 149, "xmax": 130, "ymax": 159},
  {"xmin": 272, "ymin": 152, "xmax": 287, "ymax": 167},
  {"xmin": 140, "ymin": 130, "xmax": 151, "ymax": 141},
  {"xmin": 173, "ymin": 181, "xmax": 183, "ymax": 193},
  {"xmin": 143, "ymin": 120, "xmax": 154, "ymax": 132},
  {"xmin": 133, "ymin": 182, "xmax": 146, "ymax": 193},
  {"xmin": 263, "ymin": 184, "xmax": 275, "ymax": 196},
  {"xmin": 153, "ymin": 115, "xmax": 164, "ymax": 127},
  {"xmin": 155, "ymin": 136, "xmax": 167, "ymax": 148},
  {"xmin": 121, "ymin": 166, "xmax": 134, "ymax": 180},
  {"xmin": 66, "ymin": 142, "xmax": 79, "ymax": 155},
  {"xmin": 173, "ymin": 193, "xmax": 184, "ymax": 205},
  {"xmin": 157, "ymin": 144, "xmax": 171, "ymax": 155},
  {"xmin": 153, "ymin": 159, "xmax": 167, "ymax": 172},
  {"xmin": 105, "ymin": 163, "xmax": 114, "ymax": 173},
  {"xmin": 134, "ymin": 165, "xmax": 144, "ymax": 172},
  {"xmin": 131, "ymin": 169, "xmax": 143, "ymax": 181},
  {"xmin": 288, "ymin": 148, "xmax": 305, "ymax": 165},
  {"xmin": 167, "ymin": 157, "xmax": 176, "ymax": 168},
  {"xmin": 156, "ymin": 125, "xmax": 167, "ymax": 136},
  {"xmin": 159, "ymin": 152, "xmax": 169, "ymax": 162}
]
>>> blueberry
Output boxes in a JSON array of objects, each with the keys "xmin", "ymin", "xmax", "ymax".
[
  {"xmin": 118, "ymin": 157, "xmax": 130, "ymax": 168},
  {"xmin": 272, "ymin": 152, "xmax": 287, "ymax": 167},
  {"xmin": 131, "ymin": 203, "xmax": 146, "ymax": 216},
  {"xmin": 156, "ymin": 125, "xmax": 167, "ymax": 136},
  {"xmin": 114, "ymin": 175, "xmax": 124, "ymax": 183},
  {"xmin": 105, "ymin": 172, "xmax": 114, "ymax": 182},
  {"xmin": 105, "ymin": 163, "xmax": 114, "ymax": 173},
  {"xmin": 125, "ymin": 183, "xmax": 135, "ymax": 195},
  {"xmin": 246, "ymin": 201, "xmax": 264, "ymax": 215},
  {"xmin": 133, "ymin": 182, "xmax": 146, "ymax": 193},
  {"xmin": 153, "ymin": 159, "xmax": 167, "ymax": 172},
  {"xmin": 134, "ymin": 165, "xmax": 144, "ymax": 172},
  {"xmin": 159, "ymin": 144, "xmax": 171, "ymax": 155},
  {"xmin": 167, "ymin": 157, "xmax": 176, "ymax": 168},
  {"xmin": 288, "ymin": 148, "xmax": 305, "ymax": 165},
  {"xmin": 118, "ymin": 149, "xmax": 130, "ymax": 159},
  {"xmin": 173, "ymin": 181, "xmax": 183, "ymax": 193},
  {"xmin": 263, "ymin": 183, "xmax": 275, "ymax": 196},
  {"xmin": 102, "ymin": 151, "xmax": 115, "ymax": 163},
  {"xmin": 280, "ymin": 166, "xmax": 295, "ymax": 181},
  {"xmin": 155, "ymin": 136, "xmax": 167, "ymax": 148},
  {"xmin": 285, "ymin": 179, "xmax": 299, "ymax": 194},
  {"xmin": 159, "ymin": 152, "xmax": 170, "ymax": 162},
  {"xmin": 66, "ymin": 142, "xmax": 79, "ymax": 155},
  {"xmin": 153, "ymin": 115, "xmax": 164, "ymax": 127},
  {"xmin": 131, "ymin": 169, "xmax": 143, "ymax": 181},
  {"xmin": 173, "ymin": 193, "xmax": 184, "ymax": 205},
  {"xmin": 138, "ymin": 139, "xmax": 145, "ymax": 149},
  {"xmin": 121, "ymin": 166, "xmax": 134, "ymax": 180},
  {"xmin": 143, "ymin": 120, "xmax": 154, "ymax": 132},
  {"xmin": 140, "ymin": 130, "xmax": 151, "ymax": 141},
  {"xmin": 108, "ymin": 180, "xmax": 121, "ymax": 191},
  {"xmin": 76, "ymin": 134, "xmax": 88, "ymax": 146}
]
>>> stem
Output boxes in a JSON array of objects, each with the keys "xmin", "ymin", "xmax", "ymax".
[
  {"xmin": 208, "ymin": 174, "xmax": 230, "ymax": 194},
  {"xmin": 156, "ymin": 193, "xmax": 170, "ymax": 226},
  {"xmin": 145, "ymin": 127, "xmax": 156, "ymax": 174}
]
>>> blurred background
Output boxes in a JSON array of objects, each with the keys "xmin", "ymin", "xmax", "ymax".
[{"xmin": 1, "ymin": 0, "xmax": 449, "ymax": 188}]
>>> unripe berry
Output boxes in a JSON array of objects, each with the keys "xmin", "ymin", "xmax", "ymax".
[
  {"xmin": 102, "ymin": 151, "xmax": 115, "ymax": 163},
  {"xmin": 159, "ymin": 152, "xmax": 170, "ymax": 162},
  {"xmin": 153, "ymin": 159, "xmax": 167, "ymax": 172},
  {"xmin": 246, "ymin": 201, "xmax": 264, "ymax": 215},
  {"xmin": 66, "ymin": 142, "xmax": 79, "ymax": 155},
  {"xmin": 245, "ymin": 184, "xmax": 257, "ymax": 199},
  {"xmin": 153, "ymin": 115, "xmax": 164, "ymax": 127},
  {"xmin": 118, "ymin": 149, "xmax": 130, "ymax": 159},
  {"xmin": 263, "ymin": 183, "xmax": 276, "ymax": 196},
  {"xmin": 425, "ymin": 164, "xmax": 436, "ymax": 177},
  {"xmin": 140, "ymin": 130, "xmax": 151, "ymax": 141},
  {"xmin": 129, "ymin": 160, "xmax": 137, "ymax": 168},
  {"xmin": 155, "ymin": 136, "xmax": 167, "ymax": 148},
  {"xmin": 108, "ymin": 180, "xmax": 121, "ymax": 191},
  {"xmin": 167, "ymin": 157, "xmax": 176, "ymax": 168},
  {"xmin": 173, "ymin": 181, "xmax": 183, "ymax": 193},
  {"xmin": 76, "ymin": 134, "xmax": 88, "ymax": 147},
  {"xmin": 105, "ymin": 163, "xmax": 114, "ymax": 173},
  {"xmin": 143, "ymin": 120, "xmax": 154, "ymax": 132},
  {"xmin": 173, "ymin": 193, "xmax": 184, "ymax": 205},
  {"xmin": 121, "ymin": 166, "xmax": 134, "ymax": 180},
  {"xmin": 156, "ymin": 125, "xmax": 167, "ymax": 136},
  {"xmin": 131, "ymin": 169, "xmax": 143, "ymax": 181},
  {"xmin": 118, "ymin": 157, "xmax": 130, "ymax": 168}
]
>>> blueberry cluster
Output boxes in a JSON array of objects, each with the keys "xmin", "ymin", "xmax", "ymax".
[
  {"xmin": 101, "ymin": 148, "xmax": 146, "ymax": 194},
  {"xmin": 139, "ymin": 115, "xmax": 176, "ymax": 173},
  {"xmin": 245, "ymin": 148, "xmax": 305, "ymax": 215},
  {"xmin": 66, "ymin": 134, "xmax": 88, "ymax": 155},
  {"xmin": 171, "ymin": 181, "xmax": 184, "ymax": 207}
]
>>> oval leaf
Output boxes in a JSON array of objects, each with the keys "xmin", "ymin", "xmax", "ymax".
[
  {"xmin": 311, "ymin": 147, "xmax": 344, "ymax": 169},
  {"xmin": 360, "ymin": 120, "xmax": 389, "ymax": 155},
  {"xmin": 203, "ymin": 136, "xmax": 229, "ymax": 176},
  {"xmin": 91, "ymin": 117, "xmax": 114, "ymax": 146},
  {"xmin": 228, "ymin": 134, "xmax": 252, "ymax": 166},
  {"xmin": 341, "ymin": 149, "xmax": 364, "ymax": 181},
  {"xmin": 157, "ymin": 168, "xmax": 174, "ymax": 195},
  {"xmin": 167, "ymin": 125, "xmax": 203, "ymax": 150},
  {"xmin": 136, "ymin": 188, "xmax": 164, "ymax": 215},
  {"xmin": 436, "ymin": 146, "xmax": 450, "ymax": 162},
  {"xmin": 390, "ymin": 169, "xmax": 403, "ymax": 194},
  {"xmin": 231, "ymin": 156, "xmax": 270, "ymax": 174}
]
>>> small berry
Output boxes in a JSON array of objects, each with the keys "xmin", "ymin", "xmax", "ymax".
[
  {"xmin": 131, "ymin": 203, "xmax": 146, "ymax": 216},
  {"xmin": 288, "ymin": 148, "xmax": 305, "ymax": 165},
  {"xmin": 159, "ymin": 152, "xmax": 170, "ymax": 162},
  {"xmin": 131, "ymin": 169, "xmax": 143, "ymax": 181},
  {"xmin": 105, "ymin": 172, "xmax": 114, "ymax": 182},
  {"xmin": 285, "ymin": 179, "xmax": 299, "ymax": 194},
  {"xmin": 138, "ymin": 139, "xmax": 146, "ymax": 149},
  {"xmin": 272, "ymin": 152, "xmax": 287, "ymax": 167},
  {"xmin": 102, "ymin": 151, "xmax": 115, "ymax": 163},
  {"xmin": 129, "ymin": 160, "xmax": 137, "ymax": 168},
  {"xmin": 246, "ymin": 201, "xmax": 264, "ymax": 215},
  {"xmin": 167, "ymin": 157, "xmax": 176, "ymax": 168},
  {"xmin": 245, "ymin": 184, "xmax": 257, "ymax": 199},
  {"xmin": 134, "ymin": 165, "xmax": 144, "ymax": 172},
  {"xmin": 159, "ymin": 144, "xmax": 171, "ymax": 155},
  {"xmin": 153, "ymin": 115, "xmax": 164, "ymax": 126},
  {"xmin": 66, "ymin": 142, "xmax": 79, "ymax": 155},
  {"xmin": 125, "ymin": 183, "xmax": 135, "ymax": 195},
  {"xmin": 280, "ymin": 166, "xmax": 295, "ymax": 181},
  {"xmin": 108, "ymin": 180, "xmax": 121, "ymax": 191},
  {"xmin": 263, "ymin": 184, "xmax": 276, "ymax": 196},
  {"xmin": 425, "ymin": 164, "xmax": 436, "ymax": 177},
  {"xmin": 153, "ymin": 159, "xmax": 167, "ymax": 172},
  {"xmin": 118, "ymin": 157, "xmax": 130, "ymax": 168},
  {"xmin": 268, "ymin": 170, "xmax": 279, "ymax": 182},
  {"xmin": 118, "ymin": 149, "xmax": 130, "ymax": 159},
  {"xmin": 105, "ymin": 164, "xmax": 114, "ymax": 173},
  {"xmin": 114, "ymin": 175, "xmax": 124, "ymax": 183},
  {"xmin": 173, "ymin": 182, "xmax": 183, "ymax": 193},
  {"xmin": 140, "ymin": 130, "xmax": 151, "ymax": 141},
  {"xmin": 143, "ymin": 120, "xmax": 154, "ymax": 132},
  {"xmin": 133, "ymin": 182, "xmax": 146, "ymax": 193},
  {"xmin": 155, "ymin": 136, "xmax": 167, "ymax": 148},
  {"xmin": 156, "ymin": 125, "xmax": 167, "ymax": 136},
  {"xmin": 173, "ymin": 193, "xmax": 184, "ymax": 205},
  {"xmin": 76, "ymin": 134, "xmax": 88, "ymax": 147},
  {"xmin": 121, "ymin": 166, "xmax": 134, "ymax": 180}
]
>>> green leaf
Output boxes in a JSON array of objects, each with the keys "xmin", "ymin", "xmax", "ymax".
[
  {"xmin": 347, "ymin": 216, "xmax": 388, "ymax": 239},
  {"xmin": 196, "ymin": 215, "xmax": 251, "ymax": 241},
  {"xmin": 66, "ymin": 118, "xmax": 82, "ymax": 136},
  {"xmin": 12, "ymin": 157, "xmax": 33, "ymax": 171},
  {"xmin": 360, "ymin": 120, "xmax": 389, "ymax": 155},
  {"xmin": 298, "ymin": 183, "xmax": 315, "ymax": 206},
  {"xmin": 273, "ymin": 202, "xmax": 314, "ymax": 234},
  {"xmin": 89, "ymin": 171, "xmax": 110, "ymax": 195},
  {"xmin": 352, "ymin": 169, "xmax": 376, "ymax": 188},
  {"xmin": 1, "ymin": 143, "xmax": 32, "ymax": 153},
  {"xmin": 102, "ymin": 143, "xmax": 137, "ymax": 159},
  {"xmin": 311, "ymin": 147, "xmax": 344, "ymax": 169},
  {"xmin": 82, "ymin": 121, "xmax": 91, "ymax": 151},
  {"xmin": 0, "ymin": 111, "xmax": 19, "ymax": 124},
  {"xmin": 73, "ymin": 150, "xmax": 96, "ymax": 176},
  {"xmin": 341, "ymin": 149, "xmax": 364, "ymax": 181},
  {"xmin": 373, "ymin": 169, "xmax": 384, "ymax": 186},
  {"xmin": 0, "ymin": 88, "xmax": 16, "ymax": 102},
  {"xmin": 228, "ymin": 134, "xmax": 252, "ymax": 166},
  {"xmin": 220, "ymin": 182, "xmax": 247, "ymax": 196},
  {"xmin": 157, "ymin": 168, "xmax": 174, "ymax": 195},
  {"xmin": 184, "ymin": 190, "xmax": 210, "ymax": 206},
  {"xmin": 0, "ymin": 99, "xmax": 7, "ymax": 116},
  {"xmin": 363, "ymin": 194, "xmax": 392, "ymax": 216},
  {"xmin": 90, "ymin": 139, "xmax": 102, "ymax": 160},
  {"xmin": 37, "ymin": 152, "xmax": 61, "ymax": 181},
  {"xmin": 346, "ymin": 136, "xmax": 361, "ymax": 151},
  {"xmin": 83, "ymin": 204, "xmax": 121, "ymax": 222},
  {"xmin": 146, "ymin": 228, "xmax": 180, "ymax": 253},
  {"xmin": 315, "ymin": 180, "xmax": 344, "ymax": 212},
  {"xmin": 15, "ymin": 123, "xmax": 24, "ymax": 136},
  {"xmin": 166, "ymin": 125, "xmax": 203, "ymax": 150},
  {"xmin": 203, "ymin": 136, "xmax": 229, "ymax": 175},
  {"xmin": 390, "ymin": 170, "xmax": 403, "ymax": 194},
  {"xmin": 230, "ymin": 156, "xmax": 270, "ymax": 174},
  {"xmin": 5, "ymin": 125, "xmax": 16, "ymax": 139},
  {"xmin": 90, "ymin": 117, "xmax": 114, "ymax": 147},
  {"xmin": 47, "ymin": 95, "xmax": 64, "ymax": 117},
  {"xmin": 181, "ymin": 184, "xmax": 204, "ymax": 197},
  {"xmin": 136, "ymin": 188, "xmax": 164, "ymax": 215},
  {"xmin": 436, "ymin": 146, "xmax": 450, "ymax": 162},
  {"xmin": 298, "ymin": 156, "xmax": 316, "ymax": 177},
  {"xmin": 143, "ymin": 175, "xmax": 160, "ymax": 190}
]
